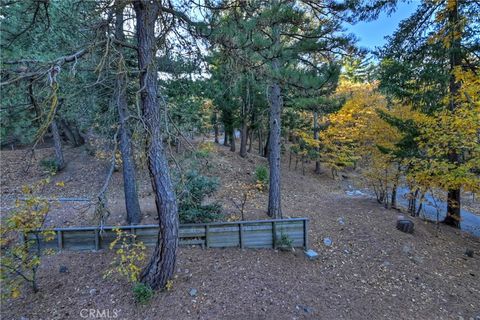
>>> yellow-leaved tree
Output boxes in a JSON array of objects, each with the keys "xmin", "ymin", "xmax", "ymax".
[
  {"xmin": 320, "ymin": 80, "xmax": 420, "ymax": 207},
  {"xmin": 0, "ymin": 179, "xmax": 56, "ymax": 298},
  {"xmin": 406, "ymin": 68, "xmax": 480, "ymax": 222}
]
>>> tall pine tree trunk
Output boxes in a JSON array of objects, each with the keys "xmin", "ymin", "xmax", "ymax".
[
  {"xmin": 267, "ymin": 58, "xmax": 282, "ymax": 218},
  {"xmin": 444, "ymin": 0, "xmax": 461, "ymax": 227},
  {"xmin": 51, "ymin": 120, "xmax": 65, "ymax": 171},
  {"xmin": 213, "ymin": 111, "xmax": 219, "ymax": 143},
  {"xmin": 223, "ymin": 125, "xmax": 229, "ymax": 146},
  {"xmin": 134, "ymin": 0, "xmax": 179, "ymax": 290},
  {"xmin": 263, "ymin": 130, "xmax": 269, "ymax": 158},
  {"xmin": 115, "ymin": 3, "xmax": 142, "ymax": 225},
  {"xmin": 240, "ymin": 122, "xmax": 248, "ymax": 157},
  {"xmin": 258, "ymin": 128, "xmax": 263, "ymax": 155},
  {"xmin": 248, "ymin": 128, "xmax": 253, "ymax": 153},
  {"xmin": 230, "ymin": 128, "xmax": 236, "ymax": 152}
]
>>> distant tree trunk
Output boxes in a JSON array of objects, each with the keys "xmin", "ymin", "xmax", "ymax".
[
  {"xmin": 263, "ymin": 132, "xmax": 269, "ymax": 159},
  {"xmin": 28, "ymin": 80, "xmax": 42, "ymax": 126},
  {"xmin": 443, "ymin": 1, "xmax": 462, "ymax": 228},
  {"xmin": 213, "ymin": 111, "xmax": 219, "ymax": 143},
  {"xmin": 70, "ymin": 123, "xmax": 84, "ymax": 146},
  {"xmin": 258, "ymin": 128, "xmax": 263, "ymax": 155},
  {"xmin": 55, "ymin": 111, "xmax": 83, "ymax": 148},
  {"xmin": 134, "ymin": 0, "xmax": 178, "ymax": 290},
  {"xmin": 267, "ymin": 55, "xmax": 282, "ymax": 218},
  {"xmin": 115, "ymin": 3, "xmax": 142, "ymax": 225},
  {"xmin": 248, "ymin": 128, "xmax": 253, "ymax": 153},
  {"xmin": 50, "ymin": 120, "xmax": 65, "ymax": 171},
  {"xmin": 230, "ymin": 128, "xmax": 236, "ymax": 152},
  {"xmin": 58, "ymin": 119, "xmax": 76, "ymax": 146},
  {"xmin": 408, "ymin": 189, "xmax": 419, "ymax": 216},
  {"xmin": 240, "ymin": 122, "xmax": 248, "ymax": 157},
  {"xmin": 313, "ymin": 111, "xmax": 321, "ymax": 174},
  {"xmin": 223, "ymin": 126, "xmax": 229, "ymax": 146},
  {"xmin": 391, "ymin": 184, "xmax": 397, "ymax": 209}
]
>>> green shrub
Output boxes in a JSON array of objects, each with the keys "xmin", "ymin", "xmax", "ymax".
[
  {"xmin": 40, "ymin": 158, "xmax": 58, "ymax": 174},
  {"xmin": 254, "ymin": 165, "xmax": 269, "ymax": 190},
  {"xmin": 177, "ymin": 170, "xmax": 223, "ymax": 223},
  {"xmin": 195, "ymin": 142, "xmax": 215, "ymax": 158},
  {"xmin": 276, "ymin": 233, "xmax": 293, "ymax": 251},
  {"xmin": 133, "ymin": 282, "xmax": 154, "ymax": 304}
]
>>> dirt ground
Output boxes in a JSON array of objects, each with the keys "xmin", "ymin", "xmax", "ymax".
[{"xmin": 1, "ymin": 143, "xmax": 479, "ymax": 320}]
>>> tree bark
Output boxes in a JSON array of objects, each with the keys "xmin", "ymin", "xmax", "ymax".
[
  {"xmin": 248, "ymin": 128, "xmax": 253, "ymax": 153},
  {"xmin": 213, "ymin": 111, "xmax": 219, "ymax": 143},
  {"xmin": 71, "ymin": 124, "xmax": 84, "ymax": 146},
  {"xmin": 240, "ymin": 122, "xmax": 248, "ymax": 157},
  {"xmin": 59, "ymin": 119, "xmax": 77, "ymax": 146},
  {"xmin": 263, "ymin": 130, "xmax": 269, "ymax": 158},
  {"xmin": 115, "ymin": 3, "xmax": 142, "ymax": 225},
  {"xmin": 223, "ymin": 125, "xmax": 229, "ymax": 146},
  {"xmin": 391, "ymin": 184, "xmax": 397, "ymax": 209},
  {"xmin": 267, "ymin": 57, "xmax": 282, "ymax": 218},
  {"xmin": 28, "ymin": 80, "xmax": 42, "ymax": 126},
  {"xmin": 134, "ymin": 0, "xmax": 179, "ymax": 290},
  {"xmin": 230, "ymin": 128, "xmax": 236, "ymax": 152},
  {"xmin": 443, "ymin": 0, "xmax": 462, "ymax": 227},
  {"xmin": 50, "ymin": 119, "xmax": 65, "ymax": 171},
  {"xmin": 258, "ymin": 128, "xmax": 263, "ymax": 155},
  {"xmin": 313, "ymin": 111, "xmax": 321, "ymax": 174}
]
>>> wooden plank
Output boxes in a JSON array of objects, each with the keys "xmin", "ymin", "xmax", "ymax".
[
  {"xmin": 39, "ymin": 218, "xmax": 307, "ymax": 232},
  {"xmin": 28, "ymin": 218, "xmax": 308, "ymax": 251},
  {"xmin": 180, "ymin": 239, "xmax": 205, "ymax": 246}
]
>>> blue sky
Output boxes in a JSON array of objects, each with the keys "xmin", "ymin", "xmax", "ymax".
[{"xmin": 347, "ymin": 1, "xmax": 420, "ymax": 50}]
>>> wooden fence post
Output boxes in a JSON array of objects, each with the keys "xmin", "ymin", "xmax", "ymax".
[
  {"xmin": 239, "ymin": 223, "xmax": 244, "ymax": 249},
  {"xmin": 131, "ymin": 227, "xmax": 136, "ymax": 243},
  {"xmin": 57, "ymin": 230, "xmax": 63, "ymax": 250},
  {"xmin": 205, "ymin": 225, "xmax": 210, "ymax": 248},
  {"xmin": 94, "ymin": 229, "xmax": 100, "ymax": 251},
  {"xmin": 303, "ymin": 219, "xmax": 308, "ymax": 250},
  {"xmin": 272, "ymin": 221, "xmax": 277, "ymax": 249}
]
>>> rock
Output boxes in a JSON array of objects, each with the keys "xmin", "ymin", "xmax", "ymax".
[
  {"xmin": 396, "ymin": 219, "xmax": 414, "ymax": 234},
  {"xmin": 381, "ymin": 260, "xmax": 391, "ymax": 268},
  {"xmin": 465, "ymin": 249, "xmax": 474, "ymax": 257},
  {"xmin": 304, "ymin": 249, "xmax": 319, "ymax": 261},
  {"xmin": 59, "ymin": 266, "xmax": 68, "ymax": 273},
  {"xmin": 89, "ymin": 289, "xmax": 97, "ymax": 296},
  {"xmin": 346, "ymin": 190, "xmax": 365, "ymax": 197},
  {"xmin": 189, "ymin": 288, "xmax": 197, "ymax": 297},
  {"xmin": 402, "ymin": 245, "xmax": 412, "ymax": 255},
  {"xmin": 323, "ymin": 237, "xmax": 333, "ymax": 247},
  {"xmin": 296, "ymin": 305, "xmax": 314, "ymax": 314},
  {"xmin": 412, "ymin": 255, "xmax": 424, "ymax": 264}
]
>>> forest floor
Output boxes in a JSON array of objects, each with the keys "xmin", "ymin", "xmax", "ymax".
[{"xmin": 1, "ymin": 141, "xmax": 479, "ymax": 320}]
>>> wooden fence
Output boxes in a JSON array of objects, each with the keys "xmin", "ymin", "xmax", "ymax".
[{"xmin": 28, "ymin": 218, "xmax": 309, "ymax": 251}]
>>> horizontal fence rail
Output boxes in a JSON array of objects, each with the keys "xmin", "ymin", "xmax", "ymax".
[{"xmin": 27, "ymin": 218, "xmax": 309, "ymax": 252}]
